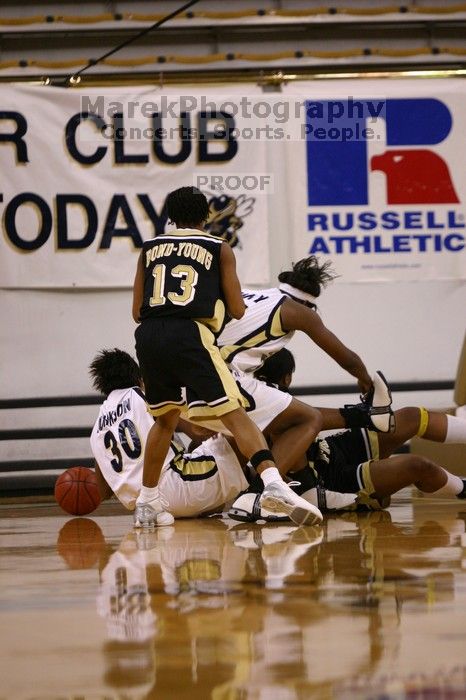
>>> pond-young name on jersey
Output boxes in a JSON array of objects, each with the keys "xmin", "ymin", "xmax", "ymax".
[{"xmin": 145, "ymin": 242, "xmax": 213, "ymax": 270}]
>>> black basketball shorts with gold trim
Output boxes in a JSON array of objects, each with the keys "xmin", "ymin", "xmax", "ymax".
[
  {"xmin": 135, "ymin": 317, "xmax": 244, "ymax": 420},
  {"xmin": 309, "ymin": 428, "xmax": 390, "ymax": 510}
]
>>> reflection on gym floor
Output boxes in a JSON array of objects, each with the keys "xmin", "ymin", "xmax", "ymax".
[{"xmin": 1, "ymin": 490, "xmax": 466, "ymax": 699}]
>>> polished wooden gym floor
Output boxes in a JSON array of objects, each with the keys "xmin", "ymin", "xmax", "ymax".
[{"xmin": 1, "ymin": 490, "xmax": 466, "ymax": 699}]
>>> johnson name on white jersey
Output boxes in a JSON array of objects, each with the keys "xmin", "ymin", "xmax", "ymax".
[{"xmin": 90, "ymin": 387, "xmax": 181, "ymax": 510}]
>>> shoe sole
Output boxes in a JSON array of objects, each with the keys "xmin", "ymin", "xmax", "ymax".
[
  {"xmin": 370, "ymin": 371, "xmax": 396, "ymax": 433},
  {"xmin": 373, "ymin": 370, "xmax": 392, "ymax": 406},
  {"xmin": 260, "ymin": 496, "xmax": 323, "ymax": 526},
  {"xmin": 228, "ymin": 507, "xmax": 289, "ymax": 523},
  {"xmin": 370, "ymin": 409, "xmax": 396, "ymax": 433}
]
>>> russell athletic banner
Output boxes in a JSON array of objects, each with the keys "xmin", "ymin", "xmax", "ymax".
[
  {"xmin": 0, "ymin": 79, "xmax": 465, "ymax": 288},
  {"xmin": 285, "ymin": 78, "xmax": 466, "ymax": 282}
]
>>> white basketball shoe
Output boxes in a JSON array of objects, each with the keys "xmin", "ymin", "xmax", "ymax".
[
  {"xmin": 259, "ymin": 480, "xmax": 323, "ymax": 526},
  {"xmin": 133, "ymin": 491, "xmax": 174, "ymax": 529}
]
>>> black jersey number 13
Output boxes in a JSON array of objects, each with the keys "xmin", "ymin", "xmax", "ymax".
[{"xmin": 150, "ymin": 263, "xmax": 199, "ymax": 307}]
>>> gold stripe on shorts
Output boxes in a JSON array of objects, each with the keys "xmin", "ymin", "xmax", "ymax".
[
  {"xmin": 147, "ymin": 398, "xmax": 186, "ymax": 417},
  {"xmin": 192, "ymin": 321, "xmax": 244, "ymax": 420},
  {"xmin": 170, "ymin": 454, "xmax": 218, "ymax": 480},
  {"xmin": 356, "ymin": 460, "xmax": 390, "ymax": 511},
  {"xmin": 367, "ymin": 429, "xmax": 380, "ymax": 459}
]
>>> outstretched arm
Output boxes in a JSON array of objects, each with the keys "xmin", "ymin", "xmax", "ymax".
[{"xmin": 280, "ymin": 297, "xmax": 372, "ymax": 394}]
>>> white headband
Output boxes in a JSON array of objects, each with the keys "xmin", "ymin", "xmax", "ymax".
[{"xmin": 279, "ymin": 283, "xmax": 317, "ymax": 305}]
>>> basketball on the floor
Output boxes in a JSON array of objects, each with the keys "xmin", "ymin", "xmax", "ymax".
[{"xmin": 54, "ymin": 466, "xmax": 102, "ymax": 515}]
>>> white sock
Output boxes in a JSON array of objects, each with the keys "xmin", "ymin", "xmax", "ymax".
[
  {"xmin": 445, "ymin": 414, "xmax": 466, "ymax": 443},
  {"xmin": 137, "ymin": 485, "xmax": 160, "ymax": 504},
  {"xmin": 429, "ymin": 470, "xmax": 464, "ymax": 497},
  {"xmin": 260, "ymin": 467, "xmax": 283, "ymax": 487}
]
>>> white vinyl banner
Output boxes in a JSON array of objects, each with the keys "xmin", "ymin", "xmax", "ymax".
[
  {"xmin": 282, "ymin": 79, "xmax": 466, "ymax": 281},
  {"xmin": 0, "ymin": 79, "xmax": 465, "ymax": 288},
  {"xmin": 0, "ymin": 83, "xmax": 271, "ymax": 288}
]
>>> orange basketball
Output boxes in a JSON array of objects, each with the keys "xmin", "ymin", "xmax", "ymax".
[{"xmin": 54, "ymin": 466, "xmax": 102, "ymax": 515}]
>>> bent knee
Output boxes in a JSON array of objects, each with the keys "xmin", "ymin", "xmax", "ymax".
[
  {"xmin": 311, "ymin": 407, "xmax": 323, "ymax": 431},
  {"xmin": 294, "ymin": 401, "xmax": 323, "ymax": 430},
  {"xmin": 408, "ymin": 454, "xmax": 438, "ymax": 480},
  {"xmin": 282, "ymin": 400, "xmax": 322, "ymax": 427},
  {"xmin": 397, "ymin": 406, "xmax": 421, "ymax": 426},
  {"xmin": 268, "ymin": 411, "xmax": 322, "ymax": 438}
]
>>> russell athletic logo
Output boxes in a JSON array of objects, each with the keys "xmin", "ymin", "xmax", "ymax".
[{"xmin": 305, "ymin": 98, "xmax": 464, "ymax": 256}]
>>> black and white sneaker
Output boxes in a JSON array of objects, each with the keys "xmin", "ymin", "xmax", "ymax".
[
  {"xmin": 365, "ymin": 371, "xmax": 395, "ymax": 433},
  {"xmin": 259, "ymin": 481, "xmax": 323, "ymax": 526},
  {"xmin": 340, "ymin": 371, "xmax": 395, "ymax": 433},
  {"xmin": 228, "ymin": 492, "xmax": 290, "ymax": 523}
]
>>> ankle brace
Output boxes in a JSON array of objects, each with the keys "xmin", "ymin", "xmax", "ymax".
[
  {"xmin": 250, "ymin": 449, "xmax": 274, "ymax": 469},
  {"xmin": 339, "ymin": 403, "xmax": 371, "ymax": 429},
  {"xmin": 339, "ymin": 402, "xmax": 394, "ymax": 433}
]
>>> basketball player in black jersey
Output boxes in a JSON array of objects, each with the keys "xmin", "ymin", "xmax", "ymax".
[{"xmin": 132, "ymin": 187, "xmax": 323, "ymax": 529}]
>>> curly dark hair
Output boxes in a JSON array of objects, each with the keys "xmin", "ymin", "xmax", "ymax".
[
  {"xmin": 255, "ymin": 348, "xmax": 296, "ymax": 387},
  {"xmin": 278, "ymin": 256, "xmax": 337, "ymax": 298},
  {"xmin": 166, "ymin": 186, "xmax": 210, "ymax": 228},
  {"xmin": 89, "ymin": 348, "xmax": 141, "ymax": 396}
]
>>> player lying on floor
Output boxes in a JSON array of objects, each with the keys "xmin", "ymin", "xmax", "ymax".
[
  {"xmin": 228, "ymin": 349, "xmax": 466, "ymax": 521},
  {"xmin": 89, "ymin": 348, "xmax": 465, "ymax": 521},
  {"xmin": 90, "ymin": 348, "xmax": 249, "ymax": 518},
  {"xmin": 182, "ymin": 362, "xmax": 395, "ymax": 476},
  {"xmin": 89, "ymin": 347, "xmax": 364, "ymax": 519}
]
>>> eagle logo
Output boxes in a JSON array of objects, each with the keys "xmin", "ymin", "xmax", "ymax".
[{"xmin": 203, "ymin": 192, "xmax": 255, "ymax": 248}]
